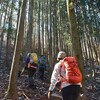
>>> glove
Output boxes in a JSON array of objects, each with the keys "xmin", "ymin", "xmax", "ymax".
[{"xmin": 48, "ymin": 91, "xmax": 52, "ymax": 99}]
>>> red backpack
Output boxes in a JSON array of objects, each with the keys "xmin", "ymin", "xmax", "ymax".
[{"xmin": 60, "ymin": 57, "xmax": 82, "ymax": 84}]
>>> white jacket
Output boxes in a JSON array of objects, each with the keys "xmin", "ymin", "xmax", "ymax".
[{"xmin": 49, "ymin": 61, "xmax": 82, "ymax": 91}]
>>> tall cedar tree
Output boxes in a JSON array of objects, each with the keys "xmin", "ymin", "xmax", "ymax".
[
  {"xmin": 4, "ymin": 0, "xmax": 25, "ymax": 99},
  {"xmin": 67, "ymin": 0, "xmax": 87, "ymax": 100}
]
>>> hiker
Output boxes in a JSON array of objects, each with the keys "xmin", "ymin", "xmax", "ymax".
[
  {"xmin": 38, "ymin": 55, "xmax": 48, "ymax": 80},
  {"xmin": 48, "ymin": 51, "xmax": 83, "ymax": 100},
  {"xmin": 27, "ymin": 53, "xmax": 38, "ymax": 89},
  {"xmin": 18, "ymin": 53, "xmax": 24, "ymax": 77}
]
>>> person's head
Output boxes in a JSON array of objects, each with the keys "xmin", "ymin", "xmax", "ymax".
[{"xmin": 57, "ymin": 51, "xmax": 66, "ymax": 61}]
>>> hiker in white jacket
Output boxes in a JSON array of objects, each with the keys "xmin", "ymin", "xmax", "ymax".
[{"xmin": 48, "ymin": 51, "xmax": 83, "ymax": 100}]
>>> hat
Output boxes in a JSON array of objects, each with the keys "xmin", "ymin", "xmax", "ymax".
[{"xmin": 57, "ymin": 51, "xmax": 66, "ymax": 59}]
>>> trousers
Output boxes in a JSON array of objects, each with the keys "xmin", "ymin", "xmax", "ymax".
[
  {"xmin": 62, "ymin": 85, "xmax": 80, "ymax": 100},
  {"xmin": 28, "ymin": 67, "xmax": 36, "ymax": 87}
]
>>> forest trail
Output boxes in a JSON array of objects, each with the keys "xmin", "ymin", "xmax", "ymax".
[
  {"xmin": 0, "ymin": 68, "xmax": 62, "ymax": 100},
  {"xmin": 0, "ymin": 64, "xmax": 100, "ymax": 100}
]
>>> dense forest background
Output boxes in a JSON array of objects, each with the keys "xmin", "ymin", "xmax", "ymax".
[{"xmin": 0, "ymin": 0, "xmax": 100, "ymax": 100}]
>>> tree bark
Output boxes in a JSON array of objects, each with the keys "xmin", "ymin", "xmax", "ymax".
[
  {"xmin": 4, "ymin": 0, "xmax": 25, "ymax": 99},
  {"xmin": 67, "ymin": 0, "xmax": 87, "ymax": 99}
]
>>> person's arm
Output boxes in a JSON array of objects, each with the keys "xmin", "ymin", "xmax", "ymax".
[
  {"xmin": 48, "ymin": 63, "xmax": 61, "ymax": 99},
  {"xmin": 49, "ymin": 63, "xmax": 61, "ymax": 91}
]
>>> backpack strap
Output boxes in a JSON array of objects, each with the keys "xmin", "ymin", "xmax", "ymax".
[{"xmin": 59, "ymin": 60, "xmax": 67, "ymax": 90}]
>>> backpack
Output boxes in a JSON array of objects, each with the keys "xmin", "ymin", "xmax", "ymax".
[
  {"xmin": 30, "ymin": 53, "xmax": 38, "ymax": 64},
  {"xmin": 38, "ymin": 55, "xmax": 47, "ymax": 66},
  {"xmin": 60, "ymin": 57, "xmax": 82, "ymax": 84}
]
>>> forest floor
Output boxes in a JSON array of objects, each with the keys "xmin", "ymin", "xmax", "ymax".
[
  {"xmin": 0, "ymin": 65, "xmax": 100, "ymax": 100},
  {"xmin": 0, "ymin": 67, "xmax": 62, "ymax": 100}
]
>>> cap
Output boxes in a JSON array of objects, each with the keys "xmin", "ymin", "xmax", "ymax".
[{"xmin": 57, "ymin": 51, "xmax": 66, "ymax": 59}]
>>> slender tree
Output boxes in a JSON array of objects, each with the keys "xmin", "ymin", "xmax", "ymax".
[
  {"xmin": 26, "ymin": 0, "xmax": 33, "ymax": 54},
  {"xmin": 4, "ymin": 0, "xmax": 25, "ymax": 99},
  {"xmin": 38, "ymin": 0, "xmax": 41, "ymax": 55}
]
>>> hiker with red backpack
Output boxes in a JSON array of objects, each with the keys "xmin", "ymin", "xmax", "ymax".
[{"xmin": 48, "ymin": 51, "xmax": 83, "ymax": 100}]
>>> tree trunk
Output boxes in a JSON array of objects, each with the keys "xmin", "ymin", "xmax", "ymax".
[
  {"xmin": 26, "ymin": 0, "xmax": 33, "ymax": 54},
  {"xmin": 0, "ymin": 1, "xmax": 9, "ymax": 60},
  {"xmin": 4, "ymin": 0, "xmax": 25, "ymax": 99},
  {"xmin": 67, "ymin": 0, "xmax": 87, "ymax": 100},
  {"xmin": 48, "ymin": 0, "xmax": 53, "ymax": 67},
  {"xmin": 38, "ymin": 0, "xmax": 41, "ymax": 55}
]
